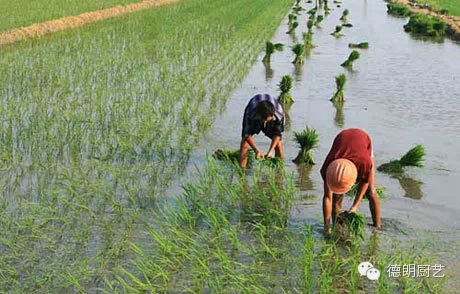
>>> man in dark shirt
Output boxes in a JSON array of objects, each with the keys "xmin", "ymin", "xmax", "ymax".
[
  {"xmin": 320, "ymin": 128, "xmax": 381, "ymax": 234},
  {"xmin": 240, "ymin": 94, "xmax": 285, "ymax": 168}
]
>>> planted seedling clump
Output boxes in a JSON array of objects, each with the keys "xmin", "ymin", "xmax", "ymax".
[
  {"xmin": 378, "ymin": 145, "xmax": 426, "ymax": 174},
  {"xmin": 262, "ymin": 41, "xmax": 284, "ymax": 63},
  {"xmin": 387, "ymin": 3, "xmax": 411, "ymax": 17},
  {"xmin": 331, "ymin": 25, "xmax": 343, "ymax": 37},
  {"xmin": 287, "ymin": 21, "xmax": 299, "ymax": 34},
  {"xmin": 341, "ymin": 50, "xmax": 360, "ymax": 68},
  {"xmin": 278, "ymin": 75, "xmax": 294, "ymax": 104},
  {"xmin": 288, "ymin": 13, "xmax": 297, "ymax": 25},
  {"xmin": 324, "ymin": 0, "xmax": 331, "ymax": 15},
  {"xmin": 349, "ymin": 42, "xmax": 369, "ymax": 49},
  {"xmin": 340, "ymin": 9, "xmax": 349, "ymax": 21},
  {"xmin": 293, "ymin": 126, "xmax": 319, "ymax": 165},
  {"xmin": 292, "ymin": 43, "xmax": 305, "ymax": 65},
  {"xmin": 315, "ymin": 15, "xmax": 324, "ymax": 27},
  {"xmin": 404, "ymin": 14, "xmax": 447, "ymax": 37},
  {"xmin": 342, "ymin": 23, "xmax": 353, "ymax": 27},
  {"xmin": 330, "ymin": 73, "xmax": 346, "ymax": 102}
]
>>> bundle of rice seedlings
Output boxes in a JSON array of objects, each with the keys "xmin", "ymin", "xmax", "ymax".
[
  {"xmin": 340, "ymin": 9, "xmax": 349, "ymax": 21},
  {"xmin": 288, "ymin": 13, "xmax": 297, "ymax": 25},
  {"xmin": 342, "ymin": 23, "xmax": 353, "ymax": 27},
  {"xmin": 278, "ymin": 75, "xmax": 294, "ymax": 104},
  {"xmin": 307, "ymin": 7, "xmax": 317, "ymax": 15},
  {"xmin": 287, "ymin": 21, "xmax": 299, "ymax": 34},
  {"xmin": 293, "ymin": 126, "xmax": 319, "ymax": 165},
  {"xmin": 262, "ymin": 41, "xmax": 284, "ymax": 63},
  {"xmin": 292, "ymin": 43, "xmax": 305, "ymax": 65},
  {"xmin": 292, "ymin": 6, "xmax": 305, "ymax": 14},
  {"xmin": 295, "ymin": 0, "xmax": 301, "ymax": 6},
  {"xmin": 330, "ymin": 73, "xmax": 346, "ymax": 102},
  {"xmin": 330, "ymin": 25, "xmax": 343, "ymax": 37},
  {"xmin": 377, "ymin": 145, "xmax": 426, "ymax": 174},
  {"xmin": 341, "ymin": 50, "xmax": 360, "ymax": 68},
  {"xmin": 333, "ymin": 0, "xmax": 341, "ymax": 3},
  {"xmin": 336, "ymin": 211, "xmax": 366, "ymax": 240},
  {"xmin": 213, "ymin": 149, "xmax": 255, "ymax": 167},
  {"xmin": 307, "ymin": 19, "xmax": 314, "ymax": 31},
  {"xmin": 348, "ymin": 42, "xmax": 369, "ymax": 49},
  {"xmin": 315, "ymin": 15, "xmax": 324, "ymax": 27}
]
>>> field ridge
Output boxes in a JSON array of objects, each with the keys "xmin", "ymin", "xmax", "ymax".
[{"xmin": 0, "ymin": 0, "xmax": 178, "ymax": 47}]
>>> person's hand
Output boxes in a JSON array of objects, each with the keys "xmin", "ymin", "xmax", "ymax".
[
  {"xmin": 265, "ymin": 151, "xmax": 274, "ymax": 159},
  {"xmin": 255, "ymin": 150, "xmax": 264, "ymax": 159},
  {"xmin": 348, "ymin": 206, "xmax": 358, "ymax": 213}
]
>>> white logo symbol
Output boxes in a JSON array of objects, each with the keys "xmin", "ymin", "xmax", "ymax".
[
  {"xmin": 366, "ymin": 267, "xmax": 381, "ymax": 280},
  {"xmin": 358, "ymin": 261, "xmax": 381, "ymax": 281}
]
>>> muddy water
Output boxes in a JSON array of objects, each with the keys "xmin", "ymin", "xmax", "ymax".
[{"xmin": 173, "ymin": 0, "xmax": 460, "ymax": 286}]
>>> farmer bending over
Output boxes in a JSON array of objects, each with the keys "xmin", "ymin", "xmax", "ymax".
[
  {"xmin": 320, "ymin": 128, "xmax": 381, "ymax": 235},
  {"xmin": 240, "ymin": 94, "xmax": 285, "ymax": 168}
]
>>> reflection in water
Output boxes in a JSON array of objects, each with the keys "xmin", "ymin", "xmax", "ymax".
[
  {"xmin": 263, "ymin": 62, "xmax": 274, "ymax": 82},
  {"xmin": 333, "ymin": 101, "xmax": 345, "ymax": 127},
  {"xmin": 397, "ymin": 175, "xmax": 423, "ymax": 200},
  {"xmin": 293, "ymin": 63, "xmax": 303, "ymax": 81},
  {"xmin": 295, "ymin": 164, "xmax": 315, "ymax": 191},
  {"xmin": 281, "ymin": 101, "xmax": 293, "ymax": 131}
]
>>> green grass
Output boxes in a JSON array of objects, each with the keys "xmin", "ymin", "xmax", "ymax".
[
  {"xmin": 404, "ymin": 13, "xmax": 447, "ymax": 37},
  {"xmin": 0, "ymin": 0, "xmax": 142, "ymax": 31},
  {"xmin": 421, "ymin": 0, "xmax": 460, "ymax": 16},
  {"xmin": 0, "ymin": 0, "xmax": 292, "ymax": 291}
]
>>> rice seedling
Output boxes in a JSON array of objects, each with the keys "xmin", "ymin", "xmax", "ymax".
[
  {"xmin": 348, "ymin": 42, "xmax": 369, "ymax": 48},
  {"xmin": 277, "ymin": 75, "xmax": 294, "ymax": 104},
  {"xmin": 295, "ymin": 0, "xmax": 301, "ymax": 5},
  {"xmin": 287, "ymin": 21, "xmax": 299, "ymax": 34},
  {"xmin": 330, "ymin": 73, "xmax": 346, "ymax": 102},
  {"xmin": 330, "ymin": 25, "xmax": 343, "ymax": 37},
  {"xmin": 333, "ymin": 0, "xmax": 341, "ymax": 3},
  {"xmin": 262, "ymin": 41, "xmax": 284, "ymax": 63},
  {"xmin": 378, "ymin": 145, "xmax": 426, "ymax": 174},
  {"xmin": 404, "ymin": 13, "xmax": 447, "ymax": 37},
  {"xmin": 342, "ymin": 22, "xmax": 353, "ymax": 27},
  {"xmin": 387, "ymin": 3, "xmax": 411, "ymax": 17},
  {"xmin": 292, "ymin": 126, "xmax": 319, "ymax": 165},
  {"xmin": 307, "ymin": 7, "xmax": 317, "ymax": 16},
  {"xmin": 315, "ymin": 15, "xmax": 324, "ymax": 27},
  {"xmin": 291, "ymin": 43, "xmax": 305, "ymax": 65},
  {"xmin": 288, "ymin": 13, "xmax": 297, "ymax": 25},
  {"xmin": 341, "ymin": 50, "xmax": 360, "ymax": 68},
  {"xmin": 335, "ymin": 211, "xmax": 366, "ymax": 240},
  {"xmin": 292, "ymin": 6, "xmax": 305, "ymax": 14},
  {"xmin": 340, "ymin": 8, "xmax": 349, "ymax": 21}
]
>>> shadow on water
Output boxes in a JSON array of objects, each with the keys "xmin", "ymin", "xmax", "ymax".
[
  {"xmin": 295, "ymin": 163, "xmax": 315, "ymax": 191},
  {"xmin": 396, "ymin": 175, "xmax": 424, "ymax": 200},
  {"xmin": 332, "ymin": 101, "xmax": 345, "ymax": 127},
  {"xmin": 281, "ymin": 101, "xmax": 293, "ymax": 131},
  {"xmin": 293, "ymin": 63, "xmax": 303, "ymax": 81},
  {"xmin": 263, "ymin": 61, "xmax": 274, "ymax": 82}
]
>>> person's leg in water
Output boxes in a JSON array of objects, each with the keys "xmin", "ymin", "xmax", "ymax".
[{"xmin": 239, "ymin": 137, "xmax": 250, "ymax": 168}]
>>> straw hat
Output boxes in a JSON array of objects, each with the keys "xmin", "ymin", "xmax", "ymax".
[{"xmin": 326, "ymin": 159, "xmax": 357, "ymax": 194}]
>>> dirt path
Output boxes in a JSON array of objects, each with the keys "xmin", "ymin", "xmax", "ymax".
[
  {"xmin": 390, "ymin": 0, "xmax": 460, "ymax": 40},
  {"xmin": 0, "ymin": 0, "xmax": 179, "ymax": 47}
]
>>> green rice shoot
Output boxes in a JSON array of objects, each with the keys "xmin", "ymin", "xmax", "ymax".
[
  {"xmin": 278, "ymin": 75, "xmax": 294, "ymax": 104},
  {"xmin": 330, "ymin": 73, "xmax": 346, "ymax": 102},
  {"xmin": 293, "ymin": 126, "xmax": 319, "ymax": 165},
  {"xmin": 341, "ymin": 50, "xmax": 360, "ymax": 68}
]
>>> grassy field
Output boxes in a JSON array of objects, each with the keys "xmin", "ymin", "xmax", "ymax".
[
  {"xmin": 0, "ymin": 0, "xmax": 142, "ymax": 31},
  {"xmin": 0, "ymin": 0, "xmax": 292, "ymax": 291},
  {"xmin": 418, "ymin": 0, "xmax": 460, "ymax": 16}
]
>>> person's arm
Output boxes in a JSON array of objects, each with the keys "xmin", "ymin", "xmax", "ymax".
[
  {"xmin": 244, "ymin": 135, "xmax": 264, "ymax": 158},
  {"xmin": 349, "ymin": 182, "xmax": 369, "ymax": 212},
  {"xmin": 322, "ymin": 182, "xmax": 334, "ymax": 235},
  {"xmin": 265, "ymin": 135, "xmax": 281, "ymax": 158}
]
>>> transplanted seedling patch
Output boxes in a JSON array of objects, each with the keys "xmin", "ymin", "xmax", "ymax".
[
  {"xmin": 262, "ymin": 41, "xmax": 284, "ymax": 63},
  {"xmin": 278, "ymin": 75, "xmax": 294, "ymax": 104},
  {"xmin": 348, "ymin": 42, "xmax": 369, "ymax": 49},
  {"xmin": 330, "ymin": 73, "xmax": 346, "ymax": 102},
  {"xmin": 341, "ymin": 50, "xmax": 360, "ymax": 68}
]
